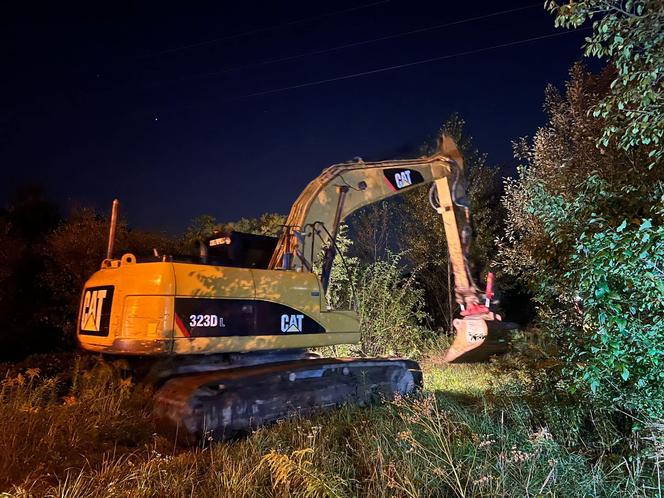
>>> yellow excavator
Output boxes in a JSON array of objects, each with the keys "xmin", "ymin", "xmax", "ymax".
[{"xmin": 77, "ymin": 134, "xmax": 514, "ymax": 442}]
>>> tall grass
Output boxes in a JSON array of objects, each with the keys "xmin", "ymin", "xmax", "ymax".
[{"xmin": 1, "ymin": 356, "xmax": 661, "ymax": 497}]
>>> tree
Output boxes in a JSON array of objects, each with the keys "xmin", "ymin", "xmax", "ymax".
[
  {"xmin": 498, "ymin": 63, "xmax": 663, "ymax": 417},
  {"xmin": 4, "ymin": 185, "xmax": 60, "ymax": 241},
  {"xmin": 181, "ymin": 214, "xmax": 220, "ymax": 250},
  {"xmin": 350, "ymin": 202, "xmax": 394, "ymax": 265},
  {"xmin": 547, "ymin": 0, "xmax": 663, "ymax": 167},
  {"xmin": 42, "ymin": 207, "xmax": 178, "ymax": 345},
  {"xmin": 233, "ymin": 213, "xmax": 285, "ymax": 236},
  {"xmin": 180, "ymin": 213, "xmax": 286, "ymax": 253},
  {"xmin": 0, "ymin": 187, "xmax": 62, "ymax": 358}
]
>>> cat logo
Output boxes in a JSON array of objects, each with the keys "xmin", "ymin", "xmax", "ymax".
[
  {"xmin": 281, "ymin": 314, "xmax": 304, "ymax": 333},
  {"xmin": 394, "ymin": 170, "xmax": 413, "ymax": 189},
  {"xmin": 383, "ymin": 168, "xmax": 424, "ymax": 191},
  {"xmin": 80, "ymin": 286, "xmax": 114, "ymax": 336}
]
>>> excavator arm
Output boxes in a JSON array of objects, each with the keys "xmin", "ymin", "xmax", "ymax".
[
  {"xmin": 269, "ymin": 134, "xmax": 482, "ymax": 313},
  {"xmin": 269, "ymin": 133, "xmax": 514, "ymax": 362}
]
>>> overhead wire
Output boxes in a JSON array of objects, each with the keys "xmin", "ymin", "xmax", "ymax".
[
  {"xmin": 227, "ymin": 28, "xmax": 590, "ymax": 102},
  {"xmin": 183, "ymin": 3, "xmax": 542, "ymax": 81},
  {"xmin": 139, "ymin": 0, "xmax": 392, "ymax": 58}
]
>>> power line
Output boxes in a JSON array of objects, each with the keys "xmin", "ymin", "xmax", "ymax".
[
  {"xmin": 228, "ymin": 28, "xmax": 590, "ymax": 101},
  {"xmin": 184, "ymin": 3, "xmax": 541, "ymax": 81},
  {"xmin": 139, "ymin": 0, "xmax": 391, "ymax": 58}
]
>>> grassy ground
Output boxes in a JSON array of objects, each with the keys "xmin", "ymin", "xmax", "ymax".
[{"xmin": 0, "ymin": 354, "xmax": 660, "ymax": 497}]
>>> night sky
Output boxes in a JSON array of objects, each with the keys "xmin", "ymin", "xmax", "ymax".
[{"xmin": 1, "ymin": 1, "xmax": 589, "ymax": 233}]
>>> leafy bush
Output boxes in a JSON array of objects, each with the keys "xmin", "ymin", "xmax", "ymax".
[
  {"xmin": 547, "ymin": 0, "xmax": 663, "ymax": 166},
  {"xmin": 567, "ymin": 198, "xmax": 664, "ymax": 416},
  {"xmin": 318, "ymin": 224, "xmax": 359, "ymax": 311},
  {"xmin": 355, "ymin": 253, "xmax": 430, "ymax": 357},
  {"xmin": 498, "ymin": 63, "xmax": 664, "ymax": 421}
]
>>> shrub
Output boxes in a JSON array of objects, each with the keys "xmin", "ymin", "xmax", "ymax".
[
  {"xmin": 567, "ymin": 198, "xmax": 664, "ymax": 416},
  {"xmin": 498, "ymin": 64, "xmax": 664, "ymax": 421},
  {"xmin": 355, "ymin": 253, "xmax": 430, "ymax": 357}
]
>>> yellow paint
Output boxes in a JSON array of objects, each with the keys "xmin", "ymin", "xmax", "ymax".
[
  {"xmin": 77, "ymin": 134, "xmax": 475, "ymax": 359},
  {"xmin": 146, "ymin": 322, "xmax": 158, "ymax": 338},
  {"xmin": 252, "ymin": 269, "xmax": 321, "ymax": 315},
  {"xmin": 77, "ymin": 258, "xmax": 359, "ymax": 355},
  {"xmin": 173, "ymin": 264, "xmax": 255, "ymax": 298},
  {"xmin": 435, "ymin": 177, "xmax": 470, "ymax": 290}
]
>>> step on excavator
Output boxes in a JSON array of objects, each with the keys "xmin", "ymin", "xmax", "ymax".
[{"xmin": 77, "ymin": 134, "xmax": 516, "ymax": 443}]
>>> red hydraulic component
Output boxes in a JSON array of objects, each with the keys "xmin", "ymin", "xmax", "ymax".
[
  {"xmin": 461, "ymin": 303, "xmax": 489, "ymax": 316},
  {"xmin": 485, "ymin": 272, "xmax": 494, "ymax": 306},
  {"xmin": 460, "ymin": 272, "xmax": 494, "ymax": 316}
]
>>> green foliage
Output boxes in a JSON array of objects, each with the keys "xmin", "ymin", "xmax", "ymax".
[
  {"xmin": 547, "ymin": 0, "xmax": 664, "ymax": 166},
  {"xmin": 233, "ymin": 212, "xmax": 286, "ymax": 236},
  {"xmin": 349, "ymin": 201, "xmax": 394, "ymax": 264},
  {"xmin": 568, "ymin": 198, "xmax": 664, "ymax": 415},
  {"xmin": 499, "ymin": 63, "xmax": 664, "ymax": 420},
  {"xmin": 182, "ymin": 214, "xmax": 219, "ymax": 249},
  {"xmin": 321, "ymin": 224, "xmax": 430, "ymax": 356},
  {"xmin": 355, "ymin": 253, "xmax": 430, "ymax": 357},
  {"xmin": 181, "ymin": 212, "xmax": 286, "ymax": 252},
  {"xmin": 319, "ymin": 224, "xmax": 359, "ymax": 310}
]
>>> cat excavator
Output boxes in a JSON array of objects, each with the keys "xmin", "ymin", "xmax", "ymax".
[{"xmin": 77, "ymin": 134, "xmax": 514, "ymax": 443}]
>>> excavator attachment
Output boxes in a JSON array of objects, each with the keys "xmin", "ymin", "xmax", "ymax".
[
  {"xmin": 153, "ymin": 356, "xmax": 422, "ymax": 444},
  {"xmin": 444, "ymin": 316, "xmax": 516, "ymax": 363}
]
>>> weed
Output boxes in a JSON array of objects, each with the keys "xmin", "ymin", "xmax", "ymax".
[{"xmin": 0, "ymin": 355, "xmax": 660, "ymax": 497}]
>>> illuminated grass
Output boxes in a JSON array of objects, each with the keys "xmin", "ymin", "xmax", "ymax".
[
  {"xmin": 424, "ymin": 363, "xmax": 494, "ymax": 397},
  {"xmin": 0, "ymin": 355, "xmax": 660, "ymax": 497}
]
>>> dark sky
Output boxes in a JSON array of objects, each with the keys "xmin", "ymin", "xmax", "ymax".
[{"xmin": 1, "ymin": 0, "xmax": 589, "ymax": 233}]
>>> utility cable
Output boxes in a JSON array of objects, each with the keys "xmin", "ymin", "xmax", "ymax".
[
  {"xmin": 184, "ymin": 3, "xmax": 541, "ymax": 81},
  {"xmin": 139, "ymin": 0, "xmax": 391, "ymax": 58},
  {"xmin": 230, "ymin": 28, "xmax": 590, "ymax": 102}
]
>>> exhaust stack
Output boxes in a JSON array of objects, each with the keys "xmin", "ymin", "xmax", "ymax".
[{"xmin": 107, "ymin": 199, "xmax": 119, "ymax": 260}]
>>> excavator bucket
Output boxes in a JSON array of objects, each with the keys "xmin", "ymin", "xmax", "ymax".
[{"xmin": 443, "ymin": 316, "xmax": 517, "ymax": 363}]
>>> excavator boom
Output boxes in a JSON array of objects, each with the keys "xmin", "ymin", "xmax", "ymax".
[{"xmin": 269, "ymin": 136, "xmax": 475, "ymax": 307}]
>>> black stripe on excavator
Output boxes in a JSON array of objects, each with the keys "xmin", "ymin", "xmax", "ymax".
[
  {"xmin": 383, "ymin": 168, "xmax": 424, "ymax": 191},
  {"xmin": 174, "ymin": 298, "xmax": 326, "ymax": 338}
]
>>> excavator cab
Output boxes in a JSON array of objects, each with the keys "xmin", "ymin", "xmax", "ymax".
[{"xmin": 200, "ymin": 231, "xmax": 279, "ymax": 269}]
